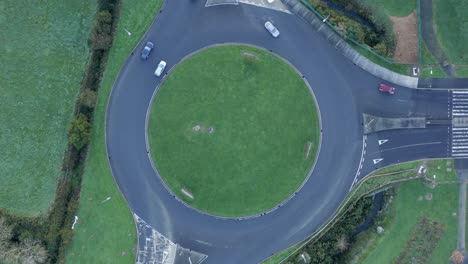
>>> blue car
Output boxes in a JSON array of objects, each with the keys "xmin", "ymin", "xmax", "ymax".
[{"xmin": 141, "ymin": 42, "xmax": 154, "ymax": 60}]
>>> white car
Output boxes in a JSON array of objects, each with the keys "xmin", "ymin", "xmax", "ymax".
[
  {"xmin": 154, "ymin": 60, "xmax": 167, "ymax": 76},
  {"xmin": 264, "ymin": 21, "xmax": 280, "ymax": 38}
]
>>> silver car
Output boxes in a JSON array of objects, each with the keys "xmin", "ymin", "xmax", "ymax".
[
  {"xmin": 154, "ymin": 60, "xmax": 167, "ymax": 77},
  {"xmin": 264, "ymin": 21, "xmax": 280, "ymax": 38}
]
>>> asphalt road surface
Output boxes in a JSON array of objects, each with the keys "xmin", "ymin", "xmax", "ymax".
[{"xmin": 106, "ymin": 1, "xmax": 459, "ymax": 263}]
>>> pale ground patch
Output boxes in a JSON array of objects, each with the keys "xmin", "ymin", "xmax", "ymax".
[
  {"xmin": 391, "ymin": 10, "xmax": 419, "ymax": 63},
  {"xmin": 239, "ymin": 0, "xmax": 291, "ymax": 13},
  {"xmin": 304, "ymin": 141, "xmax": 313, "ymax": 159},
  {"xmin": 182, "ymin": 188, "xmax": 195, "ymax": 200}
]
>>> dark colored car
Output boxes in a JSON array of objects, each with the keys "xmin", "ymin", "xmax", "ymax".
[
  {"xmin": 141, "ymin": 42, "xmax": 154, "ymax": 60},
  {"xmin": 379, "ymin": 83, "xmax": 396, "ymax": 95}
]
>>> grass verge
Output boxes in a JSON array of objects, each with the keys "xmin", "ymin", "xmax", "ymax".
[
  {"xmin": 456, "ymin": 66, "xmax": 468, "ymax": 77},
  {"xmin": 0, "ymin": 0, "xmax": 96, "ymax": 216},
  {"xmin": 261, "ymin": 243, "xmax": 303, "ymax": 264},
  {"xmin": 347, "ymin": 41, "xmax": 411, "ymax": 75},
  {"xmin": 64, "ymin": 0, "xmax": 163, "ymax": 262},
  {"xmin": 433, "ymin": 0, "xmax": 468, "ymax": 65},
  {"xmin": 149, "ymin": 45, "xmax": 320, "ymax": 217}
]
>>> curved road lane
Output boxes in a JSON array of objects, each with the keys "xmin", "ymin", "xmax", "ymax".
[{"xmin": 106, "ymin": 1, "xmax": 453, "ymax": 263}]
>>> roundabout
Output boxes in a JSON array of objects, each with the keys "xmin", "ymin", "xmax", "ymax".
[
  {"xmin": 106, "ymin": 0, "xmax": 455, "ymax": 263},
  {"xmin": 147, "ymin": 45, "xmax": 320, "ymax": 217}
]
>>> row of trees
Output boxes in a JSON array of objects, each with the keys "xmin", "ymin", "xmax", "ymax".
[
  {"xmin": 67, "ymin": 6, "xmax": 114, "ymax": 151},
  {"xmin": 47, "ymin": 0, "xmax": 121, "ymax": 263}
]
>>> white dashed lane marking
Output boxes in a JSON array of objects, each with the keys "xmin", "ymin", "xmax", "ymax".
[{"xmin": 349, "ymin": 135, "xmax": 367, "ymax": 192}]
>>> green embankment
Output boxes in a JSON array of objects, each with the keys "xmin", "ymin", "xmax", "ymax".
[{"xmin": 65, "ymin": 0, "xmax": 163, "ymax": 262}]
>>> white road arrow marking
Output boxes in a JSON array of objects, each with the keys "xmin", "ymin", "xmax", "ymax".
[
  {"xmin": 373, "ymin": 158, "xmax": 383, "ymax": 164},
  {"xmin": 378, "ymin": 139, "xmax": 388, "ymax": 145}
]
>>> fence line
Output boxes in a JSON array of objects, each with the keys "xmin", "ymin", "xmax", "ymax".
[{"xmin": 418, "ymin": 0, "xmax": 422, "ymax": 65}]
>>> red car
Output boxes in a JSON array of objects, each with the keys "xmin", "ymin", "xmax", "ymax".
[{"xmin": 379, "ymin": 84, "xmax": 396, "ymax": 95}]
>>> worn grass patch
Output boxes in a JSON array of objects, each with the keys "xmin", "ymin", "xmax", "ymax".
[
  {"xmin": 395, "ymin": 217, "xmax": 445, "ymax": 263},
  {"xmin": 149, "ymin": 45, "xmax": 320, "ymax": 217},
  {"xmin": 64, "ymin": 0, "xmax": 163, "ymax": 263},
  {"xmin": 0, "ymin": 0, "xmax": 96, "ymax": 216}
]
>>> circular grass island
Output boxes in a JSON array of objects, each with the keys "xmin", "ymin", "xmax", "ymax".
[{"xmin": 148, "ymin": 45, "xmax": 320, "ymax": 217}]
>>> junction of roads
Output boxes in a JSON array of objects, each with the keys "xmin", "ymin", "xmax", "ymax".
[{"xmin": 106, "ymin": 0, "xmax": 468, "ymax": 263}]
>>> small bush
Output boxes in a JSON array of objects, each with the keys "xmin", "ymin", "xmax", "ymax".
[
  {"xmin": 91, "ymin": 10, "xmax": 113, "ymax": 50},
  {"xmin": 68, "ymin": 114, "xmax": 92, "ymax": 150},
  {"xmin": 79, "ymin": 89, "xmax": 97, "ymax": 109}
]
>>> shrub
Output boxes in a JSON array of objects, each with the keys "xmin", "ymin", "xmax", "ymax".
[
  {"xmin": 373, "ymin": 43, "xmax": 388, "ymax": 56},
  {"xmin": 68, "ymin": 114, "xmax": 92, "ymax": 150},
  {"xmin": 91, "ymin": 10, "xmax": 113, "ymax": 50},
  {"xmin": 79, "ymin": 88, "xmax": 97, "ymax": 109}
]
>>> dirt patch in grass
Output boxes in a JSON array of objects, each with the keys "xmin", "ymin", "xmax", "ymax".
[
  {"xmin": 391, "ymin": 11, "xmax": 419, "ymax": 63},
  {"xmin": 394, "ymin": 217, "xmax": 445, "ymax": 263}
]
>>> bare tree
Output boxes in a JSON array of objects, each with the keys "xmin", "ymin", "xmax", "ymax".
[
  {"xmin": 20, "ymin": 238, "xmax": 48, "ymax": 264},
  {"xmin": 336, "ymin": 235, "xmax": 350, "ymax": 252},
  {"xmin": 0, "ymin": 218, "xmax": 47, "ymax": 264},
  {"xmin": 0, "ymin": 216, "xmax": 13, "ymax": 242},
  {"xmin": 450, "ymin": 250, "xmax": 464, "ymax": 264}
]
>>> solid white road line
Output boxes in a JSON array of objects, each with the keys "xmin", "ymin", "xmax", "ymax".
[{"xmin": 380, "ymin": 141, "xmax": 442, "ymax": 153}]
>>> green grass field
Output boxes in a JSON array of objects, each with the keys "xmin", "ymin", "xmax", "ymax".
[
  {"xmin": 433, "ymin": 0, "xmax": 468, "ymax": 65},
  {"xmin": 148, "ymin": 45, "xmax": 320, "ymax": 217},
  {"xmin": 360, "ymin": 0, "xmax": 416, "ymax": 17},
  {"xmin": 0, "ymin": 0, "xmax": 96, "ymax": 216},
  {"xmin": 65, "ymin": 0, "xmax": 163, "ymax": 262},
  {"xmin": 349, "ymin": 171, "xmax": 461, "ymax": 263},
  {"xmin": 456, "ymin": 66, "xmax": 468, "ymax": 77}
]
